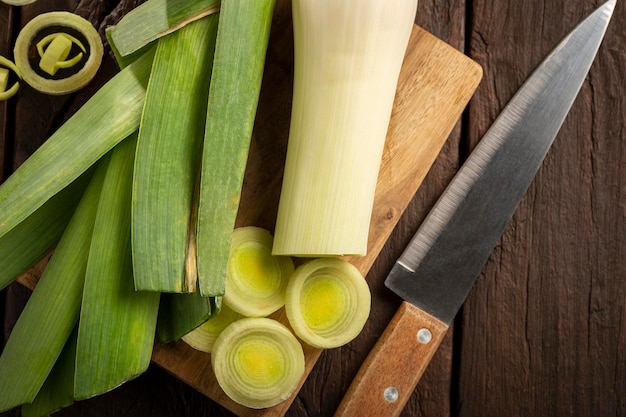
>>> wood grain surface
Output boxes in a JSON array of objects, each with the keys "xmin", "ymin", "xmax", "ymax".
[{"xmin": 2, "ymin": 1, "xmax": 626, "ymax": 417}]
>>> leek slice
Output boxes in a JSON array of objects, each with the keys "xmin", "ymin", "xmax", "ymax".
[
  {"xmin": 182, "ymin": 303, "xmax": 243, "ymax": 353},
  {"xmin": 211, "ymin": 317, "xmax": 305, "ymax": 409},
  {"xmin": 285, "ymin": 258, "xmax": 371, "ymax": 349},
  {"xmin": 36, "ymin": 33, "xmax": 85, "ymax": 76},
  {"xmin": 197, "ymin": 0, "xmax": 277, "ymax": 296},
  {"xmin": 0, "ymin": 0, "xmax": 38, "ymax": 5},
  {"xmin": 13, "ymin": 11, "xmax": 103, "ymax": 95},
  {"xmin": 0, "ymin": 55, "xmax": 20, "ymax": 101},
  {"xmin": 224, "ymin": 227, "xmax": 294, "ymax": 317}
]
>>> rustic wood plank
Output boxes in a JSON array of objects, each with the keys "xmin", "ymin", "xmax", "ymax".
[{"xmin": 458, "ymin": 1, "xmax": 626, "ymax": 416}]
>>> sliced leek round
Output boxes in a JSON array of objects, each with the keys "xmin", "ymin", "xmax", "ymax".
[
  {"xmin": 211, "ymin": 317, "xmax": 305, "ymax": 409},
  {"xmin": 181, "ymin": 304, "xmax": 243, "ymax": 353},
  {"xmin": 13, "ymin": 12, "xmax": 103, "ymax": 95},
  {"xmin": 224, "ymin": 227, "xmax": 294, "ymax": 317},
  {"xmin": 1, "ymin": 0, "xmax": 38, "ymax": 5},
  {"xmin": 0, "ymin": 55, "xmax": 21, "ymax": 101},
  {"xmin": 285, "ymin": 258, "xmax": 371, "ymax": 349}
]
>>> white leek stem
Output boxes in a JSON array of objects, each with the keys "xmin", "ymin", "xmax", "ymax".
[{"xmin": 273, "ymin": 0, "xmax": 418, "ymax": 256}]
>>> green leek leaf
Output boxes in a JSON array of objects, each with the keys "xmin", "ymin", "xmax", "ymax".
[
  {"xmin": 0, "ymin": 47, "xmax": 155, "ymax": 242},
  {"xmin": 0, "ymin": 170, "xmax": 93, "ymax": 290},
  {"xmin": 75, "ymin": 134, "xmax": 160, "ymax": 400},
  {"xmin": 21, "ymin": 325, "xmax": 78, "ymax": 417},
  {"xmin": 132, "ymin": 14, "xmax": 218, "ymax": 293},
  {"xmin": 0, "ymin": 156, "xmax": 108, "ymax": 412},
  {"xmin": 197, "ymin": 0, "xmax": 277, "ymax": 296},
  {"xmin": 106, "ymin": 0, "xmax": 220, "ymax": 58}
]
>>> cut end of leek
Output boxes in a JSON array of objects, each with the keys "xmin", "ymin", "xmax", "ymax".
[
  {"xmin": 285, "ymin": 258, "xmax": 371, "ymax": 349},
  {"xmin": 224, "ymin": 227, "xmax": 294, "ymax": 317},
  {"xmin": 182, "ymin": 304, "xmax": 243, "ymax": 353},
  {"xmin": 211, "ymin": 317, "xmax": 305, "ymax": 409}
]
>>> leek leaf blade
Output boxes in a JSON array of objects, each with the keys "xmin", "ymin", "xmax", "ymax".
[
  {"xmin": 197, "ymin": 0, "xmax": 277, "ymax": 296},
  {"xmin": 0, "ymin": 47, "xmax": 155, "ymax": 242},
  {"xmin": 75, "ymin": 134, "xmax": 160, "ymax": 400},
  {"xmin": 132, "ymin": 15, "xmax": 218, "ymax": 293},
  {"xmin": 0, "ymin": 156, "xmax": 108, "ymax": 412},
  {"xmin": 0, "ymin": 170, "xmax": 93, "ymax": 290}
]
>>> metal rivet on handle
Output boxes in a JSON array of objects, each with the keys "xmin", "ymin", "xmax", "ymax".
[
  {"xmin": 417, "ymin": 328, "xmax": 432, "ymax": 344},
  {"xmin": 384, "ymin": 386, "xmax": 399, "ymax": 402}
]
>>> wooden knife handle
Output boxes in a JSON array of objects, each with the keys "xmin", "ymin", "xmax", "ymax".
[{"xmin": 334, "ymin": 301, "xmax": 448, "ymax": 417}]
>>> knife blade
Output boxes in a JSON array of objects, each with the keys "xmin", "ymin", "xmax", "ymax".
[{"xmin": 333, "ymin": 1, "xmax": 615, "ymax": 416}]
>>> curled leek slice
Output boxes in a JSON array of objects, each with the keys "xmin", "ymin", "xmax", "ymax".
[
  {"xmin": 285, "ymin": 258, "xmax": 371, "ymax": 349},
  {"xmin": 211, "ymin": 318, "xmax": 305, "ymax": 409},
  {"xmin": 13, "ymin": 11, "xmax": 103, "ymax": 95},
  {"xmin": 181, "ymin": 304, "xmax": 243, "ymax": 353},
  {"xmin": 37, "ymin": 33, "xmax": 86, "ymax": 76},
  {"xmin": 0, "ymin": 55, "xmax": 21, "ymax": 101},
  {"xmin": 224, "ymin": 227, "xmax": 295, "ymax": 317}
]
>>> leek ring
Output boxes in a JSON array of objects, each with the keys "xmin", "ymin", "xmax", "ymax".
[
  {"xmin": 224, "ymin": 227, "xmax": 294, "ymax": 317},
  {"xmin": 0, "ymin": 56, "xmax": 21, "ymax": 101},
  {"xmin": 212, "ymin": 318, "xmax": 305, "ymax": 409},
  {"xmin": 13, "ymin": 11, "xmax": 103, "ymax": 95},
  {"xmin": 285, "ymin": 258, "xmax": 371, "ymax": 349},
  {"xmin": 1, "ymin": 0, "xmax": 38, "ymax": 5},
  {"xmin": 181, "ymin": 304, "xmax": 243, "ymax": 353}
]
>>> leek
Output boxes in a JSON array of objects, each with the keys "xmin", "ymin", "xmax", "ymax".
[
  {"xmin": 182, "ymin": 303, "xmax": 243, "ymax": 353},
  {"xmin": 211, "ymin": 317, "xmax": 305, "ymax": 409},
  {"xmin": 36, "ymin": 33, "xmax": 85, "ymax": 76},
  {"xmin": 0, "ymin": 55, "xmax": 20, "ymax": 101},
  {"xmin": 285, "ymin": 258, "xmax": 371, "ymax": 349},
  {"xmin": 197, "ymin": 0, "xmax": 277, "ymax": 296},
  {"xmin": 224, "ymin": 227, "xmax": 294, "ymax": 317},
  {"xmin": 0, "ymin": 157, "xmax": 107, "ymax": 412},
  {"xmin": 272, "ymin": 0, "xmax": 418, "ymax": 256},
  {"xmin": 132, "ymin": 14, "xmax": 218, "ymax": 293},
  {"xmin": 13, "ymin": 12, "xmax": 103, "ymax": 95},
  {"xmin": 21, "ymin": 326, "xmax": 78, "ymax": 417},
  {"xmin": 0, "ymin": 171, "xmax": 92, "ymax": 290},
  {"xmin": 0, "ymin": 0, "xmax": 38, "ymax": 4},
  {"xmin": 0, "ymin": 47, "xmax": 155, "ymax": 242},
  {"xmin": 106, "ymin": 0, "xmax": 220, "ymax": 58},
  {"xmin": 75, "ymin": 135, "xmax": 160, "ymax": 400},
  {"xmin": 156, "ymin": 292, "xmax": 217, "ymax": 343}
]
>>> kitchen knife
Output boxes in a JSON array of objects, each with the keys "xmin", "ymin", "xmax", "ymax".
[{"xmin": 334, "ymin": 1, "xmax": 616, "ymax": 416}]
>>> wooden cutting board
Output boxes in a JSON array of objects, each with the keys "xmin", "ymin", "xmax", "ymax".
[
  {"xmin": 149, "ymin": 9, "xmax": 482, "ymax": 417},
  {"xmin": 17, "ymin": 2, "xmax": 482, "ymax": 416}
]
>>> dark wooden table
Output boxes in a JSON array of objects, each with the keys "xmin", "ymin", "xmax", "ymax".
[{"xmin": 2, "ymin": 1, "xmax": 625, "ymax": 416}]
